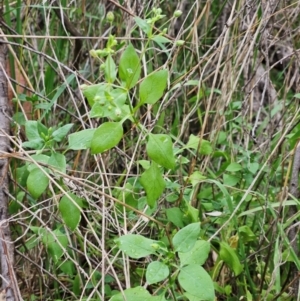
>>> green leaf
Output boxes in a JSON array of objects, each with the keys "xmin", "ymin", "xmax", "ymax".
[
  {"xmin": 116, "ymin": 234, "xmax": 157, "ymax": 259},
  {"xmin": 27, "ymin": 168, "xmax": 49, "ymax": 199},
  {"xmin": 22, "ymin": 139, "xmax": 44, "ymax": 149},
  {"xmin": 185, "ymin": 202, "xmax": 199, "ymax": 223},
  {"xmin": 119, "ymin": 44, "xmax": 141, "ymax": 89},
  {"xmin": 41, "ymin": 229, "xmax": 68, "ymax": 263},
  {"xmin": 16, "ymin": 165, "xmax": 29, "ymax": 186},
  {"xmin": 146, "ymin": 134, "xmax": 175, "ymax": 170},
  {"xmin": 199, "ymin": 140, "xmax": 212, "ymax": 155},
  {"xmin": 110, "ymin": 286, "xmax": 159, "ymax": 301},
  {"xmin": 89, "ymin": 88, "xmax": 128, "ymax": 121},
  {"xmin": 27, "ymin": 154, "xmax": 50, "ymax": 172},
  {"xmin": 37, "ymin": 121, "xmax": 48, "ymax": 137},
  {"xmin": 140, "ymin": 162, "xmax": 165, "ymax": 208},
  {"xmin": 23, "ymin": 120, "xmax": 45, "ymax": 149},
  {"xmin": 185, "ymin": 134, "xmax": 212, "ymax": 155},
  {"xmin": 188, "ymin": 171, "xmax": 206, "ymax": 187},
  {"xmin": 25, "ymin": 120, "xmax": 40, "ymax": 141},
  {"xmin": 248, "ymin": 162, "xmax": 259, "ymax": 174},
  {"xmin": 140, "ymin": 70, "xmax": 168, "ymax": 105},
  {"xmin": 294, "ymin": 93, "xmax": 300, "ymax": 99},
  {"xmin": 48, "ymin": 153, "xmax": 66, "ymax": 174},
  {"xmin": 146, "ymin": 261, "xmax": 169, "ymax": 284},
  {"xmin": 179, "ymin": 240, "xmax": 210, "ymax": 266},
  {"xmin": 138, "ymin": 160, "xmax": 151, "ymax": 170},
  {"xmin": 110, "ymin": 88, "xmax": 127, "ymax": 106},
  {"xmin": 105, "ymin": 55, "xmax": 116, "ymax": 83},
  {"xmin": 183, "ymin": 292, "xmax": 202, "ymax": 301},
  {"xmin": 52, "ymin": 124, "xmax": 73, "ymax": 142},
  {"xmin": 166, "ymin": 207, "xmax": 184, "ymax": 228},
  {"xmin": 151, "ymin": 35, "xmax": 171, "ymax": 50},
  {"xmin": 90, "ymin": 103, "xmax": 106, "ymax": 118},
  {"xmin": 185, "ymin": 134, "xmax": 200, "ymax": 149},
  {"xmin": 91, "ymin": 122, "xmax": 123, "ymax": 154},
  {"xmin": 226, "ymin": 162, "xmax": 242, "ymax": 172},
  {"xmin": 219, "ymin": 242, "xmax": 243, "ymax": 276},
  {"xmin": 59, "ymin": 193, "xmax": 83, "ymax": 231},
  {"xmin": 239, "ymin": 225, "xmax": 256, "ymax": 242},
  {"xmin": 223, "ymin": 174, "xmax": 240, "ymax": 187},
  {"xmin": 173, "ymin": 222, "xmax": 200, "ymax": 253},
  {"xmin": 68, "ymin": 129, "xmax": 96, "ymax": 150},
  {"xmin": 178, "ymin": 265, "xmax": 215, "ymax": 301},
  {"xmin": 134, "ymin": 16, "xmax": 151, "ymax": 35},
  {"xmin": 59, "ymin": 260, "xmax": 75, "ymax": 276},
  {"xmin": 81, "ymin": 83, "xmax": 106, "ymax": 107},
  {"xmin": 73, "ymin": 274, "xmax": 81, "ymax": 296},
  {"xmin": 151, "ymin": 35, "xmax": 171, "ymax": 44}
]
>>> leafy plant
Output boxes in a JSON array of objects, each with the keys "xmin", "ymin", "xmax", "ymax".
[
  {"xmin": 4, "ymin": 1, "xmax": 300, "ymax": 301},
  {"xmin": 114, "ymin": 223, "xmax": 215, "ymax": 301}
]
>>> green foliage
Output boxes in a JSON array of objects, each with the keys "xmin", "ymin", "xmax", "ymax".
[
  {"xmin": 27, "ymin": 168, "xmax": 49, "ymax": 199},
  {"xmin": 8, "ymin": 1, "xmax": 300, "ymax": 301},
  {"xmin": 49, "ymin": 152, "xmax": 66, "ymax": 174},
  {"xmin": 115, "ymin": 224, "xmax": 215, "ymax": 301},
  {"xmin": 110, "ymin": 286, "xmax": 161, "ymax": 301},
  {"xmin": 173, "ymin": 222, "xmax": 200, "ymax": 252},
  {"xmin": 91, "ymin": 122, "xmax": 123, "ymax": 154},
  {"xmin": 140, "ymin": 162, "xmax": 165, "ymax": 207},
  {"xmin": 146, "ymin": 134, "xmax": 175, "ymax": 170},
  {"xmin": 59, "ymin": 193, "xmax": 83, "ymax": 231},
  {"xmin": 68, "ymin": 129, "xmax": 96, "ymax": 150},
  {"xmin": 23, "ymin": 120, "xmax": 73, "ymax": 150},
  {"xmin": 219, "ymin": 242, "xmax": 244, "ymax": 276},
  {"xmin": 115, "ymin": 234, "xmax": 158, "ymax": 259},
  {"xmin": 185, "ymin": 135, "xmax": 212, "ymax": 155},
  {"xmin": 140, "ymin": 70, "xmax": 168, "ymax": 105},
  {"xmin": 178, "ymin": 240, "xmax": 210, "ymax": 266},
  {"xmin": 119, "ymin": 44, "xmax": 141, "ymax": 89},
  {"xmin": 30, "ymin": 227, "xmax": 68, "ymax": 263},
  {"xmin": 146, "ymin": 261, "xmax": 169, "ymax": 284},
  {"xmin": 178, "ymin": 265, "xmax": 215, "ymax": 301}
]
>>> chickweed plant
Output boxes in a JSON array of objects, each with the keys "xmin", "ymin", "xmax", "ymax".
[{"xmin": 2, "ymin": 1, "xmax": 300, "ymax": 300}]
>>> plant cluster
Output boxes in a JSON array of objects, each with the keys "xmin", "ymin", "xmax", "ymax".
[{"xmin": 2, "ymin": 1, "xmax": 300, "ymax": 301}]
